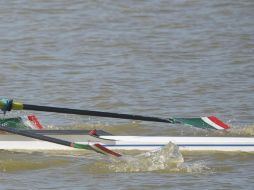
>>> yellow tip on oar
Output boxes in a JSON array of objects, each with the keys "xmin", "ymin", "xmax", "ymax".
[
  {"xmin": 12, "ymin": 101, "xmax": 24, "ymax": 110},
  {"xmin": 0, "ymin": 99, "xmax": 24, "ymax": 112}
]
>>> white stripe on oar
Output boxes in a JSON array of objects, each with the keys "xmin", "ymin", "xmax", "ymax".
[
  {"xmin": 21, "ymin": 115, "xmax": 44, "ymax": 129},
  {"xmin": 201, "ymin": 116, "xmax": 229, "ymax": 130}
]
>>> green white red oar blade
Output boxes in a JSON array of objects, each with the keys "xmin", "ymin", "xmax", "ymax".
[
  {"xmin": 0, "ymin": 115, "xmax": 43, "ymax": 130},
  {"xmin": 86, "ymin": 129, "xmax": 122, "ymax": 157},
  {"xmin": 88, "ymin": 143, "xmax": 122, "ymax": 157},
  {"xmin": 71, "ymin": 143, "xmax": 122, "ymax": 157},
  {"xmin": 172, "ymin": 116, "xmax": 230, "ymax": 130}
]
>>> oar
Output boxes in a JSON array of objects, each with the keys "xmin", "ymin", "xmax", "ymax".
[
  {"xmin": 0, "ymin": 123, "xmax": 122, "ymax": 157},
  {"xmin": 0, "ymin": 99, "xmax": 230, "ymax": 130}
]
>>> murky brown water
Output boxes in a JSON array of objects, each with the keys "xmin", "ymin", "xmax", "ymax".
[{"xmin": 0, "ymin": 0, "xmax": 254, "ymax": 189}]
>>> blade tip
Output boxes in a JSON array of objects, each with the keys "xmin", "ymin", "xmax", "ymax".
[{"xmin": 207, "ymin": 116, "xmax": 231, "ymax": 130}]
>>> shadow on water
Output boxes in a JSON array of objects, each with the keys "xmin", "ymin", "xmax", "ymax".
[{"xmin": 0, "ymin": 150, "xmax": 71, "ymax": 173}]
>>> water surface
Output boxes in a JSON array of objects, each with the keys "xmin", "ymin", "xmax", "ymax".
[{"xmin": 0, "ymin": 0, "xmax": 254, "ymax": 189}]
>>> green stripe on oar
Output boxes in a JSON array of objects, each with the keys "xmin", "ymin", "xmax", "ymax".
[
  {"xmin": 173, "ymin": 117, "xmax": 215, "ymax": 130},
  {"xmin": 0, "ymin": 123, "xmax": 122, "ymax": 157},
  {"xmin": 0, "ymin": 99, "xmax": 230, "ymax": 130},
  {"xmin": 0, "ymin": 117, "xmax": 28, "ymax": 129}
]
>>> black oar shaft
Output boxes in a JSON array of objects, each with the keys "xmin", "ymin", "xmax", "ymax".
[
  {"xmin": 0, "ymin": 125, "xmax": 71, "ymax": 147},
  {"xmin": 23, "ymin": 104, "xmax": 172, "ymax": 123}
]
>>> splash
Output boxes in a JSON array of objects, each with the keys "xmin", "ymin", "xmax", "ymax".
[
  {"xmin": 108, "ymin": 142, "xmax": 184, "ymax": 172},
  {"xmin": 82, "ymin": 142, "xmax": 211, "ymax": 173},
  {"xmin": 179, "ymin": 161, "xmax": 212, "ymax": 174}
]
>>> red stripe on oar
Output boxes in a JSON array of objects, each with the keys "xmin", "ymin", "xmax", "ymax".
[
  {"xmin": 70, "ymin": 143, "xmax": 74, "ymax": 148},
  {"xmin": 208, "ymin": 116, "xmax": 230, "ymax": 129},
  {"xmin": 27, "ymin": 115, "xmax": 44, "ymax": 129},
  {"xmin": 94, "ymin": 143, "xmax": 122, "ymax": 157}
]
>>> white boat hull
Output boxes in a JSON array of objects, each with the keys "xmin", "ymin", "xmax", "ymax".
[
  {"xmin": 101, "ymin": 136, "xmax": 254, "ymax": 152},
  {"xmin": 1, "ymin": 133, "xmax": 254, "ymax": 152}
]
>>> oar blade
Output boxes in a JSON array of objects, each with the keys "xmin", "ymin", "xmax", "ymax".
[
  {"xmin": 88, "ymin": 143, "xmax": 122, "ymax": 157},
  {"xmin": 173, "ymin": 116, "xmax": 230, "ymax": 130},
  {"xmin": 0, "ymin": 115, "xmax": 43, "ymax": 130},
  {"xmin": 69, "ymin": 142, "xmax": 122, "ymax": 157}
]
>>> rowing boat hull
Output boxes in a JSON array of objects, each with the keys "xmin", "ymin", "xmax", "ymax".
[
  {"xmin": 103, "ymin": 136, "xmax": 254, "ymax": 152},
  {"xmin": 0, "ymin": 131, "xmax": 254, "ymax": 152}
]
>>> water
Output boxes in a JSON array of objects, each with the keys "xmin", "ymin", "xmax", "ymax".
[{"xmin": 0, "ymin": 0, "xmax": 254, "ymax": 189}]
